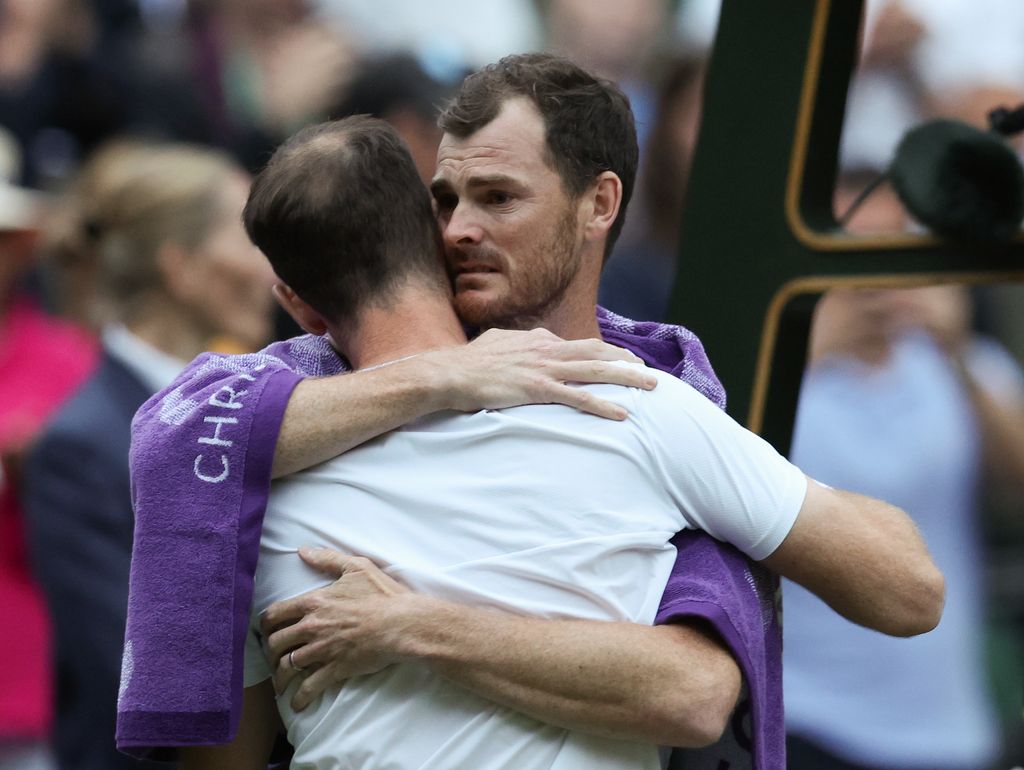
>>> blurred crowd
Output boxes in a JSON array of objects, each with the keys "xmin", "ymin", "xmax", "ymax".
[{"xmin": 0, "ymin": 1, "xmax": 1022, "ymax": 769}]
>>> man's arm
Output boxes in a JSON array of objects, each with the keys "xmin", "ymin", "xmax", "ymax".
[
  {"xmin": 629, "ymin": 374, "xmax": 945, "ymax": 637},
  {"xmin": 399, "ymin": 606, "xmax": 739, "ymax": 749},
  {"xmin": 263, "ymin": 551, "xmax": 740, "ymax": 748},
  {"xmin": 259, "ymin": 385, "xmax": 946, "ymax": 747},
  {"xmin": 122, "ymin": 328, "xmax": 658, "ymax": 751},
  {"xmin": 180, "ymin": 681, "xmax": 279, "ymax": 770},
  {"xmin": 273, "ymin": 328, "xmax": 658, "ymax": 476},
  {"xmin": 761, "ymin": 479, "xmax": 945, "ymax": 637}
]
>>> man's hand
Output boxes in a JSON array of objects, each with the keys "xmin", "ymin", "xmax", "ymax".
[
  {"xmin": 261, "ymin": 547, "xmax": 740, "ymax": 746},
  {"xmin": 427, "ymin": 328, "xmax": 658, "ymax": 420},
  {"xmin": 262, "ymin": 549, "xmax": 413, "ymax": 710}
]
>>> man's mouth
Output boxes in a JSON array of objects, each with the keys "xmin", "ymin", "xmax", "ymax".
[{"xmin": 456, "ymin": 263, "xmax": 499, "ymax": 274}]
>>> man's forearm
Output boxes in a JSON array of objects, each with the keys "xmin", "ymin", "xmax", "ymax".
[
  {"xmin": 765, "ymin": 482, "xmax": 945, "ymax": 636},
  {"xmin": 393, "ymin": 596, "xmax": 741, "ymax": 748},
  {"xmin": 265, "ymin": 551, "xmax": 740, "ymax": 747},
  {"xmin": 271, "ymin": 330, "xmax": 658, "ymax": 477}
]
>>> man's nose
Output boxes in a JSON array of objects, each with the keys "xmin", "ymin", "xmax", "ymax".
[{"xmin": 442, "ymin": 204, "xmax": 484, "ymax": 247}]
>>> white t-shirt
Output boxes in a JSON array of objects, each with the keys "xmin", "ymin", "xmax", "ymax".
[{"xmin": 245, "ymin": 364, "xmax": 806, "ymax": 770}]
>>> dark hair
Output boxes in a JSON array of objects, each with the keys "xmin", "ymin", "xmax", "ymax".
[
  {"xmin": 439, "ymin": 53, "xmax": 638, "ymax": 257},
  {"xmin": 329, "ymin": 53, "xmax": 450, "ymax": 123},
  {"xmin": 244, "ymin": 116, "xmax": 444, "ymax": 323}
]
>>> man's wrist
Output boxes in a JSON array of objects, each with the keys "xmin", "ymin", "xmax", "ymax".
[
  {"xmin": 382, "ymin": 592, "xmax": 462, "ymax": 662},
  {"xmin": 407, "ymin": 349, "xmax": 468, "ymax": 412}
]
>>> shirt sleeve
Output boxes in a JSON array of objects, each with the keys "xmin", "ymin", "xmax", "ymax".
[
  {"xmin": 631, "ymin": 373, "xmax": 807, "ymax": 560},
  {"xmin": 243, "ymin": 616, "xmax": 273, "ymax": 687}
]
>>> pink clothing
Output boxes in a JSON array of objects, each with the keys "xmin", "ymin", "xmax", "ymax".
[{"xmin": 0, "ymin": 298, "xmax": 97, "ymax": 739}]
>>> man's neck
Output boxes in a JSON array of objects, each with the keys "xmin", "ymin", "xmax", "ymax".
[
  {"xmin": 532, "ymin": 260, "xmax": 603, "ymax": 340},
  {"xmin": 535, "ymin": 298, "xmax": 602, "ymax": 340},
  {"xmin": 331, "ymin": 287, "xmax": 468, "ymax": 370}
]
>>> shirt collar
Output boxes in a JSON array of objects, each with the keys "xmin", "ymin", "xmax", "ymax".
[{"xmin": 102, "ymin": 324, "xmax": 187, "ymax": 394}]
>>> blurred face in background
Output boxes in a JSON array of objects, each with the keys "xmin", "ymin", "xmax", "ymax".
[
  {"xmin": 811, "ymin": 285, "xmax": 971, "ymax": 366},
  {"xmin": 545, "ymin": 0, "xmax": 666, "ymax": 79},
  {"xmin": 215, "ymin": 0, "xmax": 310, "ymax": 29},
  {"xmin": 182, "ymin": 173, "xmax": 275, "ymax": 350},
  {"xmin": 810, "ymin": 180, "xmax": 915, "ymax": 363}
]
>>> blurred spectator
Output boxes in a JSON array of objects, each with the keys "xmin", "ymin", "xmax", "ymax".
[
  {"xmin": 35, "ymin": 139, "xmax": 154, "ymax": 332},
  {"xmin": 0, "ymin": 0, "xmax": 141, "ymax": 188},
  {"xmin": 0, "ymin": 132, "xmax": 97, "ymax": 770},
  {"xmin": 91, "ymin": 0, "xmax": 356, "ymax": 174},
  {"xmin": 669, "ymin": 1, "xmax": 1024, "ymax": 183},
  {"xmin": 542, "ymin": 0, "xmax": 671, "ymax": 155},
  {"xmin": 0, "ymin": 0, "xmax": 446, "ymax": 188},
  {"xmin": 842, "ymin": 0, "xmax": 1024, "ymax": 173},
  {"xmin": 599, "ymin": 55, "xmax": 706, "ymax": 320},
  {"xmin": 674, "ymin": 0, "xmax": 720, "ymax": 53},
  {"xmin": 327, "ymin": 52, "xmax": 451, "ymax": 184},
  {"xmin": 22, "ymin": 141, "xmax": 272, "ymax": 770},
  {"xmin": 316, "ymin": 0, "xmax": 540, "ymax": 77},
  {"xmin": 782, "ymin": 178, "xmax": 1024, "ymax": 770},
  {"xmin": 181, "ymin": 0, "xmax": 354, "ymax": 170}
]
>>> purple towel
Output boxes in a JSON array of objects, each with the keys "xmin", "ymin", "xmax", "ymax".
[{"xmin": 118, "ymin": 308, "xmax": 782, "ymax": 768}]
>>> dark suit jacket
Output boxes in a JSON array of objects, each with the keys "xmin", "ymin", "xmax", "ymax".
[{"xmin": 24, "ymin": 350, "xmax": 168, "ymax": 770}]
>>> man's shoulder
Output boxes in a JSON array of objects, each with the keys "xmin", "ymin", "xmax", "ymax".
[
  {"xmin": 608, "ymin": 364, "xmax": 742, "ymax": 452},
  {"xmin": 561, "ymin": 363, "xmax": 732, "ymax": 441},
  {"xmin": 259, "ymin": 334, "xmax": 351, "ymax": 377},
  {"xmin": 173, "ymin": 334, "xmax": 346, "ymax": 383},
  {"xmin": 140, "ymin": 335, "xmax": 346, "ymax": 415},
  {"xmin": 195, "ymin": 334, "xmax": 347, "ymax": 378},
  {"xmin": 622, "ymin": 363, "xmax": 722, "ymax": 413}
]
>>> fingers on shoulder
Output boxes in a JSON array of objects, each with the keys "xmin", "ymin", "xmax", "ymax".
[
  {"xmin": 547, "ymin": 384, "xmax": 627, "ymax": 421},
  {"xmin": 550, "ymin": 360, "xmax": 655, "ymax": 389}
]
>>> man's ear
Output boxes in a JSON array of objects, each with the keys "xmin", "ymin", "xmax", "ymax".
[
  {"xmin": 582, "ymin": 171, "xmax": 623, "ymax": 244},
  {"xmin": 272, "ymin": 283, "xmax": 329, "ymax": 336}
]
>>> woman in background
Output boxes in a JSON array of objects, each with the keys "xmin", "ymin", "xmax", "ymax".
[{"xmin": 21, "ymin": 141, "xmax": 274, "ymax": 770}]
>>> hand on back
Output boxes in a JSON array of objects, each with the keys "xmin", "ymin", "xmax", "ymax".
[{"xmin": 428, "ymin": 328, "xmax": 658, "ymax": 420}]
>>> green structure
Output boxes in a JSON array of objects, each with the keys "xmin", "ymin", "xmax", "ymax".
[{"xmin": 670, "ymin": 0, "xmax": 1024, "ymax": 455}]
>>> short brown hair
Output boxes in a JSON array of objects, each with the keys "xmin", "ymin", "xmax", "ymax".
[
  {"xmin": 439, "ymin": 53, "xmax": 638, "ymax": 257},
  {"xmin": 244, "ymin": 116, "xmax": 444, "ymax": 323}
]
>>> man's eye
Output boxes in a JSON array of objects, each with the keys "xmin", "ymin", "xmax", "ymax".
[
  {"xmin": 486, "ymin": 191, "xmax": 511, "ymax": 205},
  {"xmin": 434, "ymin": 194, "xmax": 457, "ymax": 212}
]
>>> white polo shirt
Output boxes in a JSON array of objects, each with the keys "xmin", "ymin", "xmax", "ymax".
[{"xmin": 245, "ymin": 364, "xmax": 806, "ymax": 770}]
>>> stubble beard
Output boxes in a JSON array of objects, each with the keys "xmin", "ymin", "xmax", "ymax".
[{"xmin": 455, "ymin": 207, "xmax": 582, "ymax": 331}]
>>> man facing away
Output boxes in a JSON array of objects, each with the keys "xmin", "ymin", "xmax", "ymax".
[
  {"xmin": 121, "ymin": 55, "xmax": 943, "ymax": 769},
  {"xmin": 176, "ymin": 115, "xmax": 942, "ymax": 770}
]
